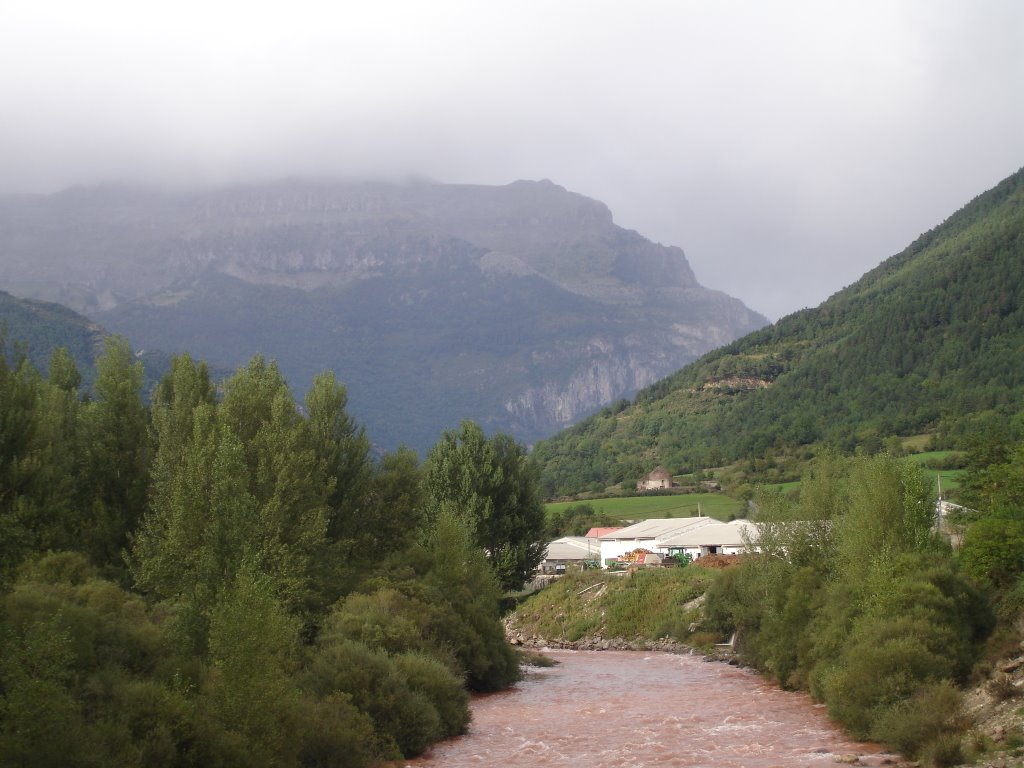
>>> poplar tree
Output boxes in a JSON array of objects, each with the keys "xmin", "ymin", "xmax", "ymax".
[
  {"xmin": 0, "ymin": 345, "xmax": 42, "ymax": 583},
  {"xmin": 424, "ymin": 420, "xmax": 545, "ymax": 593},
  {"xmin": 76, "ymin": 336, "xmax": 151, "ymax": 571}
]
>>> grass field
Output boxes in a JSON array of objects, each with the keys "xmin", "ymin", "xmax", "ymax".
[
  {"xmin": 908, "ymin": 450, "xmax": 961, "ymax": 464},
  {"xmin": 546, "ymin": 450, "xmax": 967, "ymax": 525},
  {"xmin": 761, "ymin": 481, "xmax": 801, "ymax": 495},
  {"xmin": 921, "ymin": 468, "xmax": 965, "ymax": 493},
  {"xmin": 907, "ymin": 451, "xmax": 965, "ymax": 493},
  {"xmin": 545, "ymin": 493, "xmax": 744, "ymax": 522}
]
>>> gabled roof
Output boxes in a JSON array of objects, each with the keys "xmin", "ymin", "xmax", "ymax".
[
  {"xmin": 659, "ymin": 520, "xmax": 757, "ymax": 548},
  {"xmin": 584, "ymin": 526, "xmax": 624, "ymax": 539},
  {"xmin": 598, "ymin": 516, "xmax": 716, "ymax": 541},
  {"xmin": 544, "ymin": 536, "xmax": 600, "ymax": 560}
]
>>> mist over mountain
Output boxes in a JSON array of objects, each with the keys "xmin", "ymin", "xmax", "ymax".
[{"xmin": 0, "ymin": 178, "xmax": 766, "ymax": 451}]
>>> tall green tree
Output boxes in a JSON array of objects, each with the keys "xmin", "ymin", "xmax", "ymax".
[
  {"xmin": 0, "ymin": 343, "xmax": 45, "ymax": 584},
  {"xmin": 76, "ymin": 336, "xmax": 151, "ymax": 571},
  {"xmin": 304, "ymin": 371, "xmax": 372, "ymax": 523},
  {"xmin": 132, "ymin": 406, "xmax": 257, "ymax": 652},
  {"xmin": 134, "ymin": 356, "xmax": 328, "ymax": 649},
  {"xmin": 957, "ymin": 440, "xmax": 1024, "ymax": 590},
  {"xmin": 424, "ymin": 421, "xmax": 544, "ymax": 592},
  {"xmin": 219, "ymin": 357, "xmax": 328, "ymax": 612},
  {"xmin": 150, "ymin": 353, "xmax": 215, "ymax": 470},
  {"xmin": 26, "ymin": 351, "xmax": 83, "ymax": 554},
  {"xmin": 303, "ymin": 372, "xmax": 374, "ymax": 599}
]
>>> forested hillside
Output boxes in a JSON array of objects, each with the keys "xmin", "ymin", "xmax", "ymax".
[
  {"xmin": 0, "ymin": 338, "xmax": 544, "ymax": 766},
  {"xmin": 0, "ymin": 290, "xmax": 105, "ymax": 382},
  {"xmin": 534, "ymin": 167, "xmax": 1024, "ymax": 495},
  {"xmin": 0, "ymin": 290, "xmax": 231, "ymax": 395}
]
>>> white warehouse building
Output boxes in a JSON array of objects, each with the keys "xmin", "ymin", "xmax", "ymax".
[
  {"xmin": 598, "ymin": 517, "xmax": 716, "ymax": 567},
  {"xmin": 656, "ymin": 519, "xmax": 758, "ymax": 559}
]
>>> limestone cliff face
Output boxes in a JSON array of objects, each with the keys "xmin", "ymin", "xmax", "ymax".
[
  {"xmin": 502, "ymin": 316, "xmax": 749, "ymax": 436},
  {"xmin": 505, "ymin": 341, "xmax": 667, "ymax": 433},
  {"xmin": 0, "ymin": 179, "xmax": 767, "ymax": 451}
]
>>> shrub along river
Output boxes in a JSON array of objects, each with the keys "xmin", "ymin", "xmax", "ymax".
[{"xmin": 407, "ymin": 650, "xmax": 895, "ymax": 767}]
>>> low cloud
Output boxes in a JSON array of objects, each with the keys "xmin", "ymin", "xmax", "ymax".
[{"xmin": 1, "ymin": 1, "xmax": 1022, "ymax": 318}]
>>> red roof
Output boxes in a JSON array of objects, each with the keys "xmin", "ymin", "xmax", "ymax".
[{"xmin": 585, "ymin": 527, "xmax": 623, "ymax": 539}]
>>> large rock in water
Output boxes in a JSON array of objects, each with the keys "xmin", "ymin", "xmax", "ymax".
[{"xmin": 0, "ymin": 179, "xmax": 766, "ymax": 451}]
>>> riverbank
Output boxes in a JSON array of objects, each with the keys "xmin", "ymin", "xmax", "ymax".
[
  {"xmin": 506, "ymin": 618, "xmax": 742, "ymax": 666},
  {"xmin": 505, "ymin": 642, "xmax": 1024, "ymax": 768},
  {"xmin": 505, "ymin": 570, "xmax": 1024, "ymax": 768}
]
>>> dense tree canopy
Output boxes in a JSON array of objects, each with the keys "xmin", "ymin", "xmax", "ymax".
[
  {"xmin": 424, "ymin": 420, "xmax": 546, "ymax": 592},
  {"xmin": 0, "ymin": 343, "xmax": 523, "ymax": 766}
]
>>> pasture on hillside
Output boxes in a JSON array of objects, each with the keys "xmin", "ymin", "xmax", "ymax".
[
  {"xmin": 908, "ymin": 451, "xmax": 966, "ymax": 495},
  {"xmin": 545, "ymin": 493, "xmax": 744, "ymax": 523}
]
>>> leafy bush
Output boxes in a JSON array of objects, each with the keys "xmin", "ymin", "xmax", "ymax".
[
  {"xmin": 393, "ymin": 651, "xmax": 470, "ymax": 738},
  {"xmin": 304, "ymin": 638, "xmax": 443, "ymax": 759},
  {"xmin": 292, "ymin": 694, "xmax": 377, "ymax": 768},
  {"xmin": 868, "ymin": 681, "xmax": 963, "ymax": 757},
  {"xmin": 959, "ymin": 516, "xmax": 1024, "ymax": 587},
  {"xmin": 921, "ymin": 731, "xmax": 965, "ymax": 767}
]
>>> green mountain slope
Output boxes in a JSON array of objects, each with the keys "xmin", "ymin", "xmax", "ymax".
[
  {"xmin": 0, "ymin": 290, "xmax": 106, "ymax": 380},
  {"xmin": 0, "ymin": 290, "xmax": 229, "ymax": 394},
  {"xmin": 534, "ymin": 167, "xmax": 1024, "ymax": 496}
]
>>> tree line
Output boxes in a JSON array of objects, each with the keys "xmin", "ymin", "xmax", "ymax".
[
  {"xmin": 0, "ymin": 336, "xmax": 546, "ymax": 767},
  {"xmin": 703, "ymin": 452, "xmax": 1003, "ymax": 765}
]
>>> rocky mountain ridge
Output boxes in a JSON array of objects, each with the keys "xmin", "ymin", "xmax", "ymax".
[{"xmin": 0, "ymin": 179, "xmax": 766, "ymax": 451}]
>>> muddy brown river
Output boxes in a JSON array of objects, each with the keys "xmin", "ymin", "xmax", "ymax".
[{"xmin": 407, "ymin": 650, "xmax": 892, "ymax": 767}]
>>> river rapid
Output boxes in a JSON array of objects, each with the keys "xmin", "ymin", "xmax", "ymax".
[{"xmin": 408, "ymin": 650, "xmax": 893, "ymax": 768}]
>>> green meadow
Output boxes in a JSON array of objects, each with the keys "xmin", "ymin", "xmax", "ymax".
[
  {"xmin": 907, "ymin": 451, "xmax": 966, "ymax": 494},
  {"xmin": 545, "ymin": 449, "xmax": 964, "ymax": 528},
  {"xmin": 545, "ymin": 493, "xmax": 743, "ymax": 522}
]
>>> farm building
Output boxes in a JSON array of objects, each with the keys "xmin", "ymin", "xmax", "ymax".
[
  {"xmin": 657, "ymin": 519, "xmax": 757, "ymax": 559},
  {"xmin": 540, "ymin": 536, "xmax": 601, "ymax": 574},
  {"xmin": 598, "ymin": 517, "xmax": 715, "ymax": 566},
  {"xmin": 636, "ymin": 466, "xmax": 674, "ymax": 491}
]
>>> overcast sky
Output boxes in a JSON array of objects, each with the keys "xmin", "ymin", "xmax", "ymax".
[{"xmin": 2, "ymin": 1, "xmax": 1022, "ymax": 319}]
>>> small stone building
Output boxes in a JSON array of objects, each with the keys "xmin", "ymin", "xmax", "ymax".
[{"xmin": 637, "ymin": 466, "xmax": 674, "ymax": 491}]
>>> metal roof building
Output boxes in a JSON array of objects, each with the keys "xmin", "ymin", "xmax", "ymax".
[
  {"xmin": 657, "ymin": 519, "xmax": 758, "ymax": 558},
  {"xmin": 597, "ymin": 517, "xmax": 716, "ymax": 565}
]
